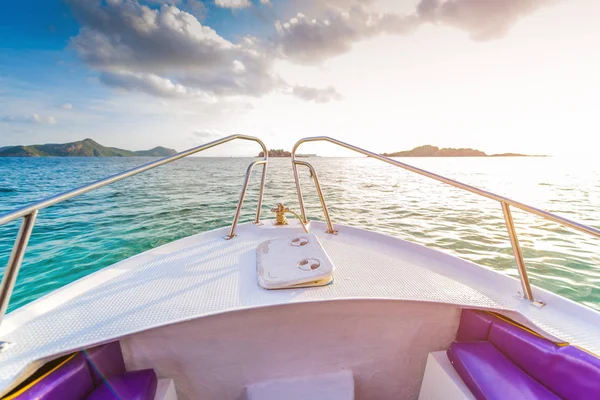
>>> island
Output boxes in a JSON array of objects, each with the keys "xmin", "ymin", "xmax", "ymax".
[
  {"xmin": 0, "ymin": 139, "xmax": 177, "ymax": 157},
  {"xmin": 257, "ymin": 150, "xmax": 317, "ymax": 158},
  {"xmin": 382, "ymin": 145, "xmax": 535, "ymax": 157},
  {"xmin": 258, "ymin": 149, "xmax": 291, "ymax": 158}
]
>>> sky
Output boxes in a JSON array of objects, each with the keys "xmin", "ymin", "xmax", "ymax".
[{"xmin": 0, "ymin": 0, "xmax": 599, "ymax": 156}]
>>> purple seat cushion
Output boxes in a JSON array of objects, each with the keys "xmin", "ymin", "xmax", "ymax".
[
  {"xmin": 552, "ymin": 346, "xmax": 600, "ymax": 400},
  {"xmin": 447, "ymin": 341, "xmax": 561, "ymax": 400},
  {"xmin": 11, "ymin": 353, "xmax": 94, "ymax": 400},
  {"xmin": 456, "ymin": 309, "xmax": 495, "ymax": 342},
  {"xmin": 83, "ymin": 342, "xmax": 126, "ymax": 385},
  {"xmin": 86, "ymin": 369, "xmax": 157, "ymax": 400},
  {"xmin": 489, "ymin": 319, "xmax": 600, "ymax": 400}
]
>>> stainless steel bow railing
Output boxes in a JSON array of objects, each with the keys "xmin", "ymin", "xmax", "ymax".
[
  {"xmin": 291, "ymin": 136, "xmax": 600, "ymax": 304},
  {"xmin": 0, "ymin": 135, "xmax": 268, "ymax": 325}
]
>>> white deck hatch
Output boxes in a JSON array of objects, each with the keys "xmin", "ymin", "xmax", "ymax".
[{"xmin": 256, "ymin": 233, "xmax": 335, "ymax": 289}]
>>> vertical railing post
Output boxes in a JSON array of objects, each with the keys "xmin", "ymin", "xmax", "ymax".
[
  {"xmin": 309, "ymin": 166, "xmax": 336, "ymax": 234},
  {"xmin": 294, "ymin": 161, "xmax": 337, "ymax": 234},
  {"xmin": 292, "ymin": 162, "xmax": 308, "ymax": 224},
  {"xmin": 501, "ymin": 202, "xmax": 534, "ymax": 301},
  {"xmin": 225, "ymin": 160, "xmax": 267, "ymax": 240},
  {"xmin": 0, "ymin": 210, "xmax": 38, "ymax": 324},
  {"xmin": 254, "ymin": 162, "xmax": 267, "ymax": 224}
]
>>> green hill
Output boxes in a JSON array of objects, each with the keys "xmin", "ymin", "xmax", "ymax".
[
  {"xmin": 382, "ymin": 145, "xmax": 532, "ymax": 157},
  {"xmin": 0, "ymin": 139, "xmax": 176, "ymax": 157}
]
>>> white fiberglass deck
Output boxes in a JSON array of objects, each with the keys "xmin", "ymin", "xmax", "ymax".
[{"xmin": 1, "ymin": 220, "xmax": 599, "ymax": 394}]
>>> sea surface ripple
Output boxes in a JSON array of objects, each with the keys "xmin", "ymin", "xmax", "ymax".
[{"xmin": 0, "ymin": 156, "xmax": 598, "ymax": 312}]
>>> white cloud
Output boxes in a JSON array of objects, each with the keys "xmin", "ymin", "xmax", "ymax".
[
  {"xmin": 66, "ymin": 0, "xmax": 342, "ymax": 102},
  {"xmin": 292, "ymin": 85, "xmax": 342, "ymax": 103},
  {"xmin": 144, "ymin": 0, "xmax": 207, "ymax": 18},
  {"xmin": 146, "ymin": 0, "xmax": 183, "ymax": 6},
  {"xmin": 274, "ymin": 0, "xmax": 555, "ymax": 65},
  {"xmin": 260, "ymin": 0, "xmax": 271, "ymax": 4},
  {"xmin": 417, "ymin": 0, "xmax": 556, "ymax": 40},
  {"xmin": 64, "ymin": 0, "xmax": 557, "ymax": 104},
  {"xmin": 68, "ymin": 1, "xmax": 234, "ymax": 69},
  {"xmin": 99, "ymin": 70, "xmax": 190, "ymax": 97},
  {"xmin": 144, "ymin": 0, "xmax": 183, "ymax": 4},
  {"xmin": 67, "ymin": 0, "xmax": 281, "ymax": 98},
  {"xmin": 61, "ymin": 103, "xmax": 74, "ymax": 110},
  {"xmin": 275, "ymin": 9, "xmax": 419, "ymax": 64},
  {"xmin": 233, "ymin": 60, "xmax": 246, "ymax": 72},
  {"xmin": 31, "ymin": 113, "xmax": 57, "ymax": 124},
  {"xmin": 214, "ymin": 0, "xmax": 251, "ymax": 9},
  {"xmin": 7, "ymin": 0, "xmax": 586, "ymax": 159}
]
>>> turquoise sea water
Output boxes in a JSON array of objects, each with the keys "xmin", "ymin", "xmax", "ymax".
[{"xmin": 0, "ymin": 156, "xmax": 599, "ymax": 312}]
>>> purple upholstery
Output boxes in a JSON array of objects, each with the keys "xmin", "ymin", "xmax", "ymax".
[
  {"xmin": 86, "ymin": 369, "xmax": 157, "ymax": 400},
  {"xmin": 488, "ymin": 318, "xmax": 600, "ymax": 400},
  {"xmin": 6, "ymin": 341, "xmax": 159, "ymax": 400},
  {"xmin": 553, "ymin": 346, "xmax": 600, "ymax": 400},
  {"xmin": 488, "ymin": 317, "xmax": 558, "ymax": 379},
  {"xmin": 451, "ymin": 309, "xmax": 600, "ymax": 400},
  {"xmin": 448, "ymin": 342, "xmax": 561, "ymax": 400},
  {"xmin": 456, "ymin": 309, "xmax": 495, "ymax": 342},
  {"xmin": 12, "ymin": 353, "xmax": 94, "ymax": 400},
  {"xmin": 83, "ymin": 342, "xmax": 126, "ymax": 385}
]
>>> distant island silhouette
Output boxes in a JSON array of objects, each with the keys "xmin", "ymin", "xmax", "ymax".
[
  {"xmin": 382, "ymin": 145, "xmax": 540, "ymax": 157},
  {"xmin": 2, "ymin": 140, "xmax": 538, "ymax": 158},
  {"xmin": 258, "ymin": 149, "xmax": 291, "ymax": 157},
  {"xmin": 0, "ymin": 139, "xmax": 177, "ymax": 157},
  {"xmin": 257, "ymin": 150, "xmax": 317, "ymax": 158},
  {"xmin": 257, "ymin": 145, "xmax": 540, "ymax": 158}
]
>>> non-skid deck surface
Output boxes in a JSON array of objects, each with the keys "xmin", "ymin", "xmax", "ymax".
[{"xmin": 0, "ymin": 220, "xmax": 599, "ymax": 394}]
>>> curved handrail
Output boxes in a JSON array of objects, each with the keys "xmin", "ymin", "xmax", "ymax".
[
  {"xmin": 0, "ymin": 135, "xmax": 268, "ymax": 325},
  {"xmin": 293, "ymin": 160, "xmax": 336, "ymax": 235},
  {"xmin": 224, "ymin": 159, "xmax": 268, "ymax": 240},
  {"xmin": 0, "ymin": 135, "xmax": 267, "ymax": 225},
  {"xmin": 291, "ymin": 136, "xmax": 600, "ymax": 303}
]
